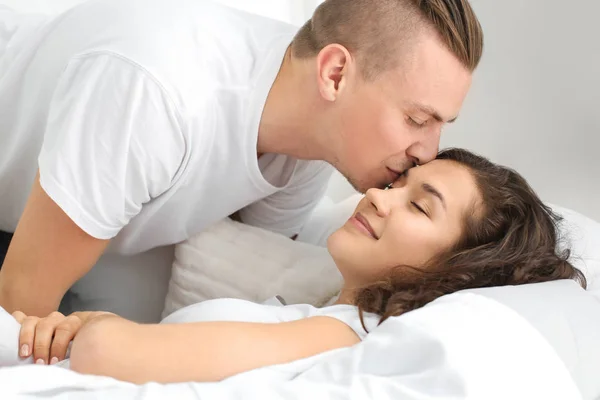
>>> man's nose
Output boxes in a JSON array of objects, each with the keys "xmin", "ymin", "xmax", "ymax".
[{"xmin": 406, "ymin": 126, "xmax": 441, "ymax": 165}]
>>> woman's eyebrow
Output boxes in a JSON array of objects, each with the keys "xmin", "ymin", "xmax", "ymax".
[
  {"xmin": 422, "ymin": 183, "xmax": 446, "ymax": 210},
  {"xmin": 404, "ymin": 170, "xmax": 447, "ymax": 210}
]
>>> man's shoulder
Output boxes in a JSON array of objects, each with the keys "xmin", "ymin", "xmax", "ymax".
[
  {"xmin": 52, "ymin": 0, "xmax": 296, "ymax": 65},
  {"xmin": 54, "ymin": 0, "xmax": 298, "ymax": 111},
  {"xmin": 71, "ymin": 0, "xmax": 296, "ymax": 48}
]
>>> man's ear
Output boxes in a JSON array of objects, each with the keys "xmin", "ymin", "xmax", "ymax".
[{"xmin": 316, "ymin": 44, "xmax": 353, "ymax": 102}]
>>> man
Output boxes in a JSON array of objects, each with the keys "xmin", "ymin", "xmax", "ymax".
[{"xmin": 0, "ymin": 0, "xmax": 483, "ymax": 318}]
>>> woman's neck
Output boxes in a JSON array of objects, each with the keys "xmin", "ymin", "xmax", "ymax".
[{"xmin": 333, "ymin": 288, "xmax": 355, "ymax": 305}]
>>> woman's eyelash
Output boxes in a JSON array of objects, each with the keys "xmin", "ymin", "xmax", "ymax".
[{"xmin": 411, "ymin": 201, "xmax": 428, "ymax": 216}]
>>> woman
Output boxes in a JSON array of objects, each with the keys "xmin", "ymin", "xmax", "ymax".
[{"xmin": 12, "ymin": 148, "xmax": 586, "ymax": 384}]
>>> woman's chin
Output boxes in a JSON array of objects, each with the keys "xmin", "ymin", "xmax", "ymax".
[
  {"xmin": 326, "ymin": 230, "xmax": 361, "ymax": 277},
  {"xmin": 326, "ymin": 228, "xmax": 347, "ymax": 258}
]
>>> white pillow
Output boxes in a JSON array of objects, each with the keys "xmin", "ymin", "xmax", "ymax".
[
  {"xmin": 464, "ymin": 280, "xmax": 600, "ymax": 400},
  {"xmin": 162, "ymin": 218, "xmax": 343, "ymax": 318},
  {"xmin": 548, "ymin": 203, "xmax": 600, "ymax": 293}
]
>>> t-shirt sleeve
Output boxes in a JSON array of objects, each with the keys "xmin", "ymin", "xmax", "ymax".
[
  {"xmin": 238, "ymin": 161, "xmax": 334, "ymax": 237},
  {"xmin": 317, "ymin": 305, "xmax": 381, "ymax": 341},
  {"xmin": 38, "ymin": 53, "xmax": 186, "ymax": 240}
]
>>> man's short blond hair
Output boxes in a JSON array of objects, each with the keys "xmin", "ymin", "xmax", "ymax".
[{"xmin": 292, "ymin": 0, "xmax": 484, "ymax": 79}]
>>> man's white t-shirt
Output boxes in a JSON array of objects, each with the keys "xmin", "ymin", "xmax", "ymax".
[
  {"xmin": 0, "ymin": 0, "xmax": 333, "ymax": 320},
  {"xmin": 0, "ymin": 0, "xmax": 333, "ymax": 253}
]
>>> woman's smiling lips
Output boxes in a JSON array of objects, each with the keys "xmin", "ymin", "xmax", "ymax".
[{"xmin": 350, "ymin": 212, "xmax": 378, "ymax": 239}]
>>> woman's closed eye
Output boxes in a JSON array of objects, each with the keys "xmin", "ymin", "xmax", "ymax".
[{"xmin": 411, "ymin": 201, "xmax": 429, "ymax": 217}]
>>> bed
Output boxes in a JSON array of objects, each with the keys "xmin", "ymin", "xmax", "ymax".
[
  {"xmin": 1, "ymin": 199, "xmax": 600, "ymax": 400},
  {"xmin": 0, "ymin": 285, "xmax": 597, "ymax": 400}
]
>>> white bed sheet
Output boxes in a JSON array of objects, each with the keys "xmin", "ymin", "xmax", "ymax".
[{"xmin": 0, "ymin": 292, "xmax": 581, "ymax": 400}]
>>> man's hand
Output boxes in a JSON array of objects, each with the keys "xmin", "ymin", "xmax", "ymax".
[{"xmin": 0, "ymin": 172, "xmax": 109, "ymax": 316}]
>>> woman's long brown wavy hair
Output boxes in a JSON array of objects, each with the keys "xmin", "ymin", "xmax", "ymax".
[{"xmin": 355, "ymin": 148, "xmax": 587, "ymax": 327}]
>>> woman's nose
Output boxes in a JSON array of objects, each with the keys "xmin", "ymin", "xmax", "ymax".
[{"xmin": 365, "ymin": 188, "xmax": 390, "ymax": 217}]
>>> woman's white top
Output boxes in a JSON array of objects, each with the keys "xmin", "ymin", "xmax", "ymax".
[{"xmin": 161, "ymin": 296, "xmax": 381, "ymax": 341}]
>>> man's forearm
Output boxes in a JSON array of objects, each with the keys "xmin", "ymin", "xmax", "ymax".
[
  {"xmin": 0, "ymin": 267, "xmax": 64, "ymax": 316},
  {"xmin": 0, "ymin": 226, "xmax": 108, "ymax": 316},
  {"xmin": 0, "ymin": 223, "xmax": 104, "ymax": 316},
  {"xmin": 0, "ymin": 173, "xmax": 109, "ymax": 316}
]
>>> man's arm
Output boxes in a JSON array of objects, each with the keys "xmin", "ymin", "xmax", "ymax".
[
  {"xmin": 0, "ymin": 173, "xmax": 109, "ymax": 316},
  {"xmin": 0, "ymin": 53, "xmax": 186, "ymax": 316},
  {"xmin": 70, "ymin": 314, "xmax": 360, "ymax": 384}
]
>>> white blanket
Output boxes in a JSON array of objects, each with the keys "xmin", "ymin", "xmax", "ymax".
[{"xmin": 0, "ymin": 292, "xmax": 580, "ymax": 400}]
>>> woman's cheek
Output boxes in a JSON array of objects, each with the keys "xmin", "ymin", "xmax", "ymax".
[{"xmin": 398, "ymin": 227, "xmax": 436, "ymax": 265}]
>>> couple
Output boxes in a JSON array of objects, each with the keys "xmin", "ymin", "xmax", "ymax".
[{"xmin": 0, "ymin": 0, "xmax": 585, "ymax": 386}]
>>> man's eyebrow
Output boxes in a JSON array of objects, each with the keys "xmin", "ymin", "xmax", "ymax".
[
  {"xmin": 422, "ymin": 183, "xmax": 447, "ymax": 210},
  {"xmin": 411, "ymin": 102, "xmax": 458, "ymax": 124}
]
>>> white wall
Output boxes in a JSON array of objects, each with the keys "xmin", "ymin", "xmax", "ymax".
[
  {"xmin": 327, "ymin": 0, "xmax": 600, "ymax": 221},
  {"xmin": 448, "ymin": 0, "xmax": 599, "ymax": 221}
]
